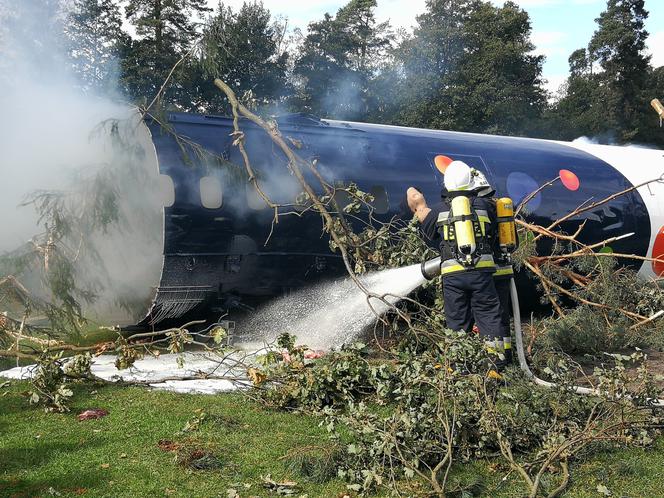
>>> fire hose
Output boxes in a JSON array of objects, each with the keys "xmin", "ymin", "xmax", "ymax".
[
  {"xmin": 509, "ymin": 277, "xmax": 664, "ymax": 405},
  {"xmin": 421, "ymin": 256, "xmax": 664, "ymax": 406}
]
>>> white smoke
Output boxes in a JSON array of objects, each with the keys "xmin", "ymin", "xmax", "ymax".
[
  {"xmin": 0, "ymin": 1, "xmax": 164, "ymax": 325},
  {"xmin": 573, "ymin": 136, "xmax": 657, "ymax": 150}
]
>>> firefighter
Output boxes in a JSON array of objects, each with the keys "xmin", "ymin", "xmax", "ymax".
[
  {"xmin": 469, "ymin": 169, "xmax": 516, "ymax": 365},
  {"xmin": 406, "ymin": 161, "xmax": 506, "ymax": 372}
]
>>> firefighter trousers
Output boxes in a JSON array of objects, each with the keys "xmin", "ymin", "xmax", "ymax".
[{"xmin": 442, "ymin": 271, "xmax": 503, "ymax": 340}]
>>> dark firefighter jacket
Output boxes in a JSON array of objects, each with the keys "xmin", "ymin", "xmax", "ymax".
[{"xmin": 420, "ymin": 195, "xmax": 499, "ymax": 277}]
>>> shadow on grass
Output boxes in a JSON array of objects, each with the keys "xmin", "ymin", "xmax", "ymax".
[
  {"xmin": 0, "ymin": 388, "xmax": 35, "ymax": 421},
  {"xmin": 0, "ymin": 438, "xmax": 103, "ymax": 473},
  {"xmin": 0, "ymin": 469, "xmax": 102, "ymax": 497}
]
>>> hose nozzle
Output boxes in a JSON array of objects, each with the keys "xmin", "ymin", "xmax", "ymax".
[{"xmin": 421, "ymin": 256, "xmax": 442, "ymax": 280}]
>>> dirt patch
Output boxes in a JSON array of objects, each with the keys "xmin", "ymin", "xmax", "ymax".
[{"xmin": 157, "ymin": 439, "xmax": 223, "ymax": 471}]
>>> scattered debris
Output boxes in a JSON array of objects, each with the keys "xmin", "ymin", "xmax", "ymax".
[
  {"xmin": 597, "ymin": 484, "xmax": 613, "ymax": 496},
  {"xmin": 182, "ymin": 450, "xmax": 223, "ymax": 471},
  {"xmin": 157, "ymin": 439, "xmax": 181, "ymax": 452},
  {"xmin": 262, "ymin": 475, "xmax": 299, "ymax": 495},
  {"xmin": 77, "ymin": 408, "xmax": 109, "ymax": 421},
  {"xmin": 158, "ymin": 438, "xmax": 223, "ymax": 471},
  {"xmin": 247, "ymin": 367, "xmax": 266, "ymax": 385},
  {"xmin": 303, "ymin": 350, "xmax": 325, "ymax": 360},
  {"xmin": 281, "ymin": 444, "xmax": 341, "ymax": 484},
  {"xmin": 173, "ymin": 445, "xmax": 222, "ymax": 470},
  {"xmin": 179, "ymin": 409, "xmax": 206, "ymax": 433}
]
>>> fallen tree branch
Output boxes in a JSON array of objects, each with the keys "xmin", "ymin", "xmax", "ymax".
[
  {"xmin": 536, "ymin": 176, "xmax": 664, "ymax": 242},
  {"xmin": 523, "ymin": 260, "xmax": 648, "ymax": 321}
]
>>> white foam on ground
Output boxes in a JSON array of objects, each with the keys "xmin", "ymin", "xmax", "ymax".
[
  {"xmin": 0, "ymin": 266, "xmax": 429, "ymax": 392},
  {"xmin": 0, "ymin": 352, "xmax": 251, "ymax": 394}
]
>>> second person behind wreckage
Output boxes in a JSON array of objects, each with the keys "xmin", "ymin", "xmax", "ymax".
[
  {"xmin": 471, "ymin": 169, "xmax": 518, "ymax": 365},
  {"xmin": 407, "ymin": 161, "xmax": 507, "ymax": 373}
]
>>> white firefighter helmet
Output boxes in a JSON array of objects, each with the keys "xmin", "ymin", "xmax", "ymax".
[
  {"xmin": 470, "ymin": 169, "xmax": 496, "ymax": 197},
  {"xmin": 444, "ymin": 161, "xmax": 473, "ymax": 192}
]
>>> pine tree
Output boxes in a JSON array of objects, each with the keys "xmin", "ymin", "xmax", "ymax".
[
  {"xmin": 0, "ymin": 0, "xmax": 69, "ymax": 82},
  {"xmin": 448, "ymin": 1, "xmax": 546, "ymax": 135},
  {"xmin": 544, "ymin": 50, "xmax": 607, "ymax": 141},
  {"xmin": 588, "ymin": 0, "xmax": 650, "ymax": 141},
  {"xmin": 65, "ymin": 0, "xmax": 129, "ymax": 94},
  {"xmin": 336, "ymin": 0, "xmax": 391, "ymax": 74},
  {"xmin": 387, "ymin": 0, "xmax": 544, "ymax": 135},
  {"xmin": 292, "ymin": 0, "xmax": 392, "ymax": 120},
  {"xmin": 121, "ymin": 0, "xmax": 211, "ymax": 104},
  {"xmin": 192, "ymin": 2, "xmax": 290, "ymax": 113}
]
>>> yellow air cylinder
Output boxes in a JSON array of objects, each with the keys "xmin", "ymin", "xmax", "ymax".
[
  {"xmin": 451, "ymin": 195, "xmax": 476, "ymax": 262},
  {"xmin": 653, "ymin": 99, "xmax": 664, "ymax": 126},
  {"xmin": 496, "ymin": 197, "xmax": 516, "ymax": 253},
  {"xmin": 652, "ymin": 98, "xmax": 664, "ymax": 118}
]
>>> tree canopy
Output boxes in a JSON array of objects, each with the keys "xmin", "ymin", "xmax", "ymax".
[
  {"xmin": 546, "ymin": 0, "xmax": 660, "ymax": 144},
  {"xmin": 2, "ymin": 0, "xmax": 663, "ymax": 146}
]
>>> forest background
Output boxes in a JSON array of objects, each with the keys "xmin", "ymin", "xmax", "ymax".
[{"xmin": 4, "ymin": 0, "xmax": 662, "ymax": 147}]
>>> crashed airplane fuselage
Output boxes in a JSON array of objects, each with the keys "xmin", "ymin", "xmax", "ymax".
[{"xmin": 133, "ymin": 112, "xmax": 664, "ymax": 330}]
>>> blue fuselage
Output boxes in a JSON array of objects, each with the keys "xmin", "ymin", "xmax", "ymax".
[{"xmin": 138, "ymin": 112, "xmax": 652, "ymax": 328}]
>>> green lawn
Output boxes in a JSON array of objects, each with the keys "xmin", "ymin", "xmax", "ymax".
[
  {"xmin": 0, "ymin": 381, "xmax": 348, "ymax": 498},
  {"xmin": 2, "ymin": 380, "xmax": 664, "ymax": 498}
]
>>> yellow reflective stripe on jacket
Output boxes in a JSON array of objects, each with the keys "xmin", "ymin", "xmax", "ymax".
[
  {"xmin": 494, "ymin": 266, "xmax": 514, "ymax": 277},
  {"xmin": 440, "ymin": 255, "xmax": 495, "ymax": 275},
  {"xmin": 478, "ymin": 216, "xmax": 489, "ymax": 236},
  {"xmin": 441, "ymin": 263, "xmax": 465, "ymax": 275},
  {"xmin": 475, "ymin": 209, "xmax": 490, "ymax": 236},
  {"xmin": 476, "ymin": 259, "xmax": 495, "ymax": 270}
]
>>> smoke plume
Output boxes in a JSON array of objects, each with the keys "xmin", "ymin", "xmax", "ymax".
[{"xmin": 0, "ymin": 1, "xmax": 164, "ymax": 325}]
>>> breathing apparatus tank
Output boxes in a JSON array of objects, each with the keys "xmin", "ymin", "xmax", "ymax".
[
  {"xmin": 496, "ymin": 197, "xmax": 516, "ymax": 255},
  {"xmin": 450, "ymin": 195, "xmax": 476, "ymax": 265}
]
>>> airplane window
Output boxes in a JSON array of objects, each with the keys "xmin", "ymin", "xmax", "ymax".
[
  {"xmin": 369, "ymin": 186, "xmax": 389, "ymax": 214},
  {"xmin": 157, "ymin": 174, "xmax": 175, "ymax": 207},
  {"xmin": 506, "ymin": 172, "xmax": 541, "ymax": 212},
  {"xmin": 200, "ymin": 176, "xmax": 223, "ymax": 209}
]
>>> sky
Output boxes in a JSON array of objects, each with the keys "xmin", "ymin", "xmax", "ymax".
[{"xmin": 213, "ymin": 0, "xmax": 664, "ymax": 94}]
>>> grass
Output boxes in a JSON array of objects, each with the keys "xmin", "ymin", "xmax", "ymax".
[
  {"xmin": 2, "ymin": 379, "xmax": 664, "ymax": 497},
  {"xmin": 0, "ymin": 381, "xmax": 348, "ymax": 498}
]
